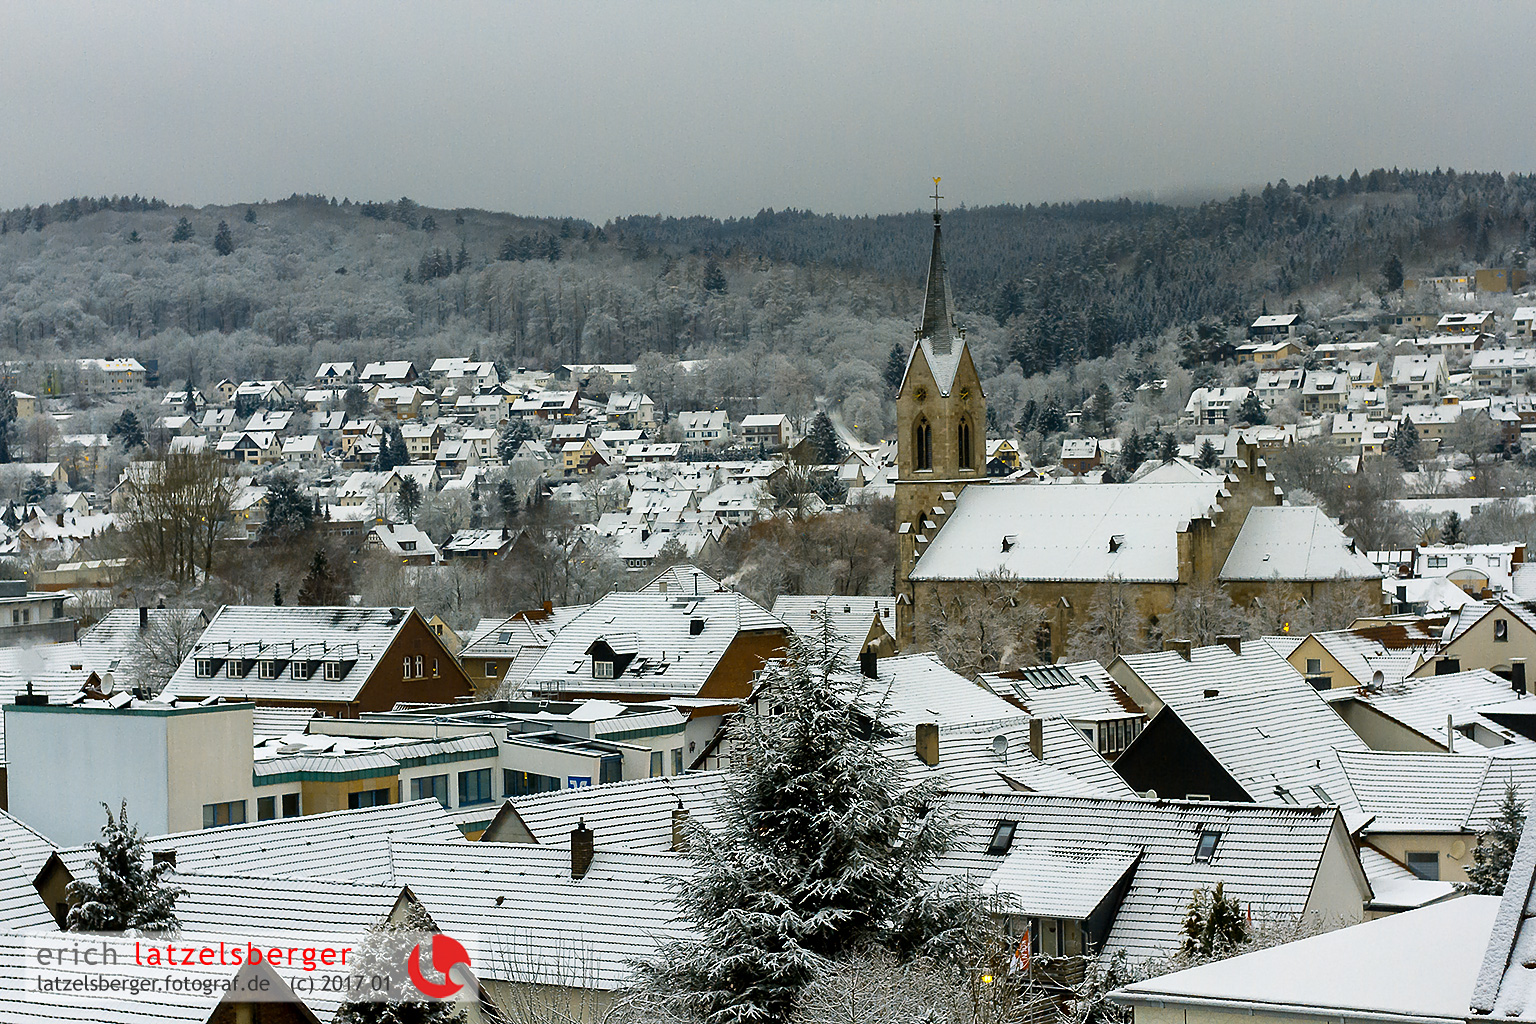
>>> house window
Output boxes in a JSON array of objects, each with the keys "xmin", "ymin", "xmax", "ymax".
[
  {"xmin": 432, "ymin": 658, "xmax": 439, "ymax": 677},
  {"xmin": 292, "ymin": 661, "xmax": 311, "ymax": 680},
  {"xmin": 281, "ymin": 793, "xmax": 300, "ymax": 817},
  {"xmin": 1406, "ymin": 851, "xmax": 1439, "ymax": 880},
  {"xmin": 257, "ymin": 796, "xmax": 276, "ymax": 821},
  {"xmin": 348, "ymin": 788, "xmax": 391, "ymax": 809},
  {"xmin": 485, "ymin": 661, "xmax": 499, "ymax": 678},
  {"xmin": 458, "ymin": 768, "xmax": 493, "ymax": 806},
  {"xmin": 415, "ymin": 655, "xmax": 424, "ymax": 678},
  {"xmin": 226, "ymin": 661, "xmax": 244, "ymax": 678},
  {"xmin": 1496, "ymin": 619, "xmax": 1509, "ymax": 642},
  {"xmin": 1428, "ymin": 556, "xmax": 1448, "ymax": 568},
  {"xmin": 600, "ymin": 756, "xmax": 623, "ymax": 785},
  {"xmin": 411, "ymin": 774, "xmax": 450, "ymax": 808},
  {"xmin": 986, "ymin": 820, "xmax": 1018, "ymax": 855},
  {"xmin": 504, "ymin": 769, "xmax": 561, "ymax": 796},
  {"xmin": 402, "ymin": 656, "xmax": 413, "ymax": 678},
  {"xmin": 258, "ymin": 661, "xmax": 277, "ymax": 680},
  {"xmin": 202, "ymin": 801, "xmax": 247, "ymax": 829},
  {"xmin": 650, "ymin": 750, "xmax": 664, "ymax": 777},
  {"xmin": 324, "ymin": 661, "xmax": 342, "ymax": 681},
  {"xmin": 594, "ymin": 660, "xmax": 615, "ymax": 679},
  {"xmin": 195, "ymin": 659, "xmax": 214, "ymax": 678},
  {"xmin": 1195, "ymin": 829, "xmax": 1222, "ymax": 863},
  {"xmin": 672, "ymin": 748, "xmax": 684, "ymax": 775},
  {"xmin": 1306, "ymin": 658, "xmax": 1321, "ymax": 675}
]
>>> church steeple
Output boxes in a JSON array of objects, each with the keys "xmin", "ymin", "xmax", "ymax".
[{"xmin": 918, "ymin": 177, "xmax": 957, "ymax": 353}]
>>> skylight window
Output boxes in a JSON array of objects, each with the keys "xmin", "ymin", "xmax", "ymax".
[
  {"xmin": 986, "ymin": 821, "xmax": 1018, "ymax": 856},
  {"xmin": 1194, "ymin": 829, "xmax": 1221, "ymax": 863}
]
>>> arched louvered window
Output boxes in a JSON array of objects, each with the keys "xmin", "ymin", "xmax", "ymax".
[
  {"xmin": 957, "ymin": 417, "xmax": 973, "ymax": 470},
  {"xmin": 914, "ymin": 418, "xmax": 933, "ymax": 471}
]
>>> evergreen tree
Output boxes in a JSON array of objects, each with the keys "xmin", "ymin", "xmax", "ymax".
[
  {"xmin": 884, "ymin": 344, "xmax": 907, "ymax": 391},
  {"xmin": 1382, "ymin": 252, "xmax": 1405, "ymax": 292},
  {"xmin": 497, "ymin": 418, "xmax": 534, "ymax": 462},
  {"xmin": 420, "ymin": 213, "xmax": 437, "ymax": 233},
  {"xmin": 1120, "ymin": 431, "xmax": 1146, "ymax": 475},
  {"xmin": 273, "ymin": 582, "xmax": 283, "ymax": 606},
  {"xmin": 171, "ymin": 217, "xmax": 194, "ymax": 242},
  {"xmin": 1196, "ymin": 439, "xmax": 1220, "ymax": 469},
  {"xmin": 334, "ymin": 900, "xmax": 467, "ymax": 1024},
  {"xmin": 244, "ymin": 206, "xmax": 257, "ymax": 223},
  {"xmin": 1461, "ymin": 784, "xmax": 1527, "ymax": 895},
  {"xmin": 807, "ymin": 411, "xmax": 845, "ymax": 465},
  {"xmin": 469, "ymin": 479, "xmax": 483, "ymax": 529},
  {"xmin": 1443, "ymin": 510, "xmax": 1463, "ymax": 545},
  {"xmin": 1180, "ymin": 882, "xmax": 1247, "ymax": 957},
  {"xmin": 109, "ymin": 408, "xmax": 145, "ymax": 450},
  {"xmin": 1157, "ymin": 430, "xmax": 1178, "ymax": 462},
  {"xmin": 1391, "ymin": 417, "xmax": 1421, "ymax": 469},
  {"xmin": 297, "ymin": 549, "xmax": 345, "ymax": 605},
  {"xmin": 373, "ymin": 425, "xmax": 410, "ymax": 471},
  {"xmin": 636, "ymin": 629, "xmax": 986, "ymax": 1022},
  {"xmin": 496, "ymin": 478, "xmax": 520, "ymax": 524},
  {"xmin": 342, "ymin": 385, "xmax": 369, "ymax": 418},
  {"xmin": 263, "ymin": 473, "xmax": 315, "ymax": 539},
  {"xmin": 1092, "ymin": 381, "xmax": 1117, "ymax": 432},
  {"xmin": 702, "ymin": 257, "xmax": 728, "ymax": 293},
  {"xmin": 1235, "ymin": 391, "xmax": 1265, "ymax": 426},
  {"xmin": 127, "ymin": 229, "xmax": 140, "ymax": 244},
  {"xmin": 395, "ymin": 476, "xmax": 422, "ymax": 523},
  {"xmin": 213, "ymin": 220, "xmax": 234, "ymax": 256},
  {"xmin": 66, "ymin": 802, "xmax": 182, "ymax": 933}
]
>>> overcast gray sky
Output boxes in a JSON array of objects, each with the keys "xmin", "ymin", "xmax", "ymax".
[{"xmin": 4, "ymin": 1, "xmax": 1534, "ymax": 220}]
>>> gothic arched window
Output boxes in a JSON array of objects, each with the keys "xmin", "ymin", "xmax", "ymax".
[
  {"xmin": 914, "ymin": 417, "xmax": 933, "ymax": 471},
  {"xmin": 957, "ymin": 417, "xmax": 973, "ymax": 470}
]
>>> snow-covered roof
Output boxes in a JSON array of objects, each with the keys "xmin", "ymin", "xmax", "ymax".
[
  {"xmin": 172, "ymin": 872, "xmax": 401, "ymax": 941},
  {"xmin": 1471, "ymin": 790, "xmax": 1536, "ymax": 1019},
  {"xmin": 1336, "ymin": 748, "xmax": 1536, "ymax": 834},
  {"xmin": 389, "ymin": 840, "xmax": 691, "ymax": 990},
  {"xmin": 882, "ymin": 714, "xmax": 1135, "ymax": 797},
  {"xmin": 770, "ymin": 594, "xmax": 894, "ymax": 659},
  {"xmin": 1219, "ymin": 505, "xmax": 1382, "ymax": 582},
  {"xmin": 1339, "ymin": 669, "xmax": 1536, "ymax": 751},
  {"xmin": 506, "ymin": 771, "xmax": 728, "ymax": 850},
  {"xmin": 982, "ymin": 661, "xmax": 1142, "ymax": 721},
  {"xmin": 910, "ymin": 480, "xmax": 1224, "ymax": 583},
  {"xmin": 1118, "ymin": 895, "xmax": 1498, "ymax": 1020},
  {"xmin": 935, "ymin": 791, "xmax": 1357, "ymax": 961},
  {"xmin": 1250, "ymin": 313, "xmax": 1299, "ymax": 328}
]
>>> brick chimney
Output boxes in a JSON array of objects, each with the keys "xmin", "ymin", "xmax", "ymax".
[
  {"xmin": 1164, "ymin": 639, "xmax": 1193, "ymax": 661},
  {"xmin": 858, "ymin": 650, "xmax": 878, "ymax": 679},
  {"xmin": 571, "ymin": 819, "xmax": 594, "ymax": 879},
  {"xmin": 915, "ymin": 723, "xmax": 939, "ymax": 767},
  {"xmin": 1029, "ymin": 718, "xmax": 1044, "ymax": 760},
  {"xmin": 1217, "ymin": 635, "xmax": 1241, "ymax": 656}
]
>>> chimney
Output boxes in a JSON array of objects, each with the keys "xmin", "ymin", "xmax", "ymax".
[
  {"xmin": 571, "ymin": 819, "xmax": 594, "ymax": 879},
  {"xmin": 1514, "ymin": 659, "xmax": 1528, "ymax": 696},
  {"xmin": 1447, "ymin": 713, "xmax": 1456, "ymax": 753},
  {"xmin": 670, "ymin": 803, "xmax": 689, "ymax": 852},
  {"xmin": 139, "ymin": 606, "xmax": 149, "ymax": 631},
  {"xmin": 859, "ymin": 650, "xmax": 878, "ymax": 679},
  {"xmin": 689, "ymin": 617, "xmax": 705, "ymax": 636},
  {"xmin": 14, "ymin": 682, "xmax": 47, "ymax": 706},
  {"xmin": 1028, "ymin": 718, "xmax": 1044, "ymax": 760},
  {"xmin": 658, "ymin": 580, "xmax": 668, "ymax": 595},
  {"xmin": 152, "ymin": 849, "xmax": 176, "ymax": 869},
  {"xmin": 915, "ymin": 723, "xmax": 939, "ymax": 767},
  {"xmin": 1164, "ymin": 639, "xmax": 1193, "ymax": 661},
  {"xmin": 1217, "ymin": 635, "xmax": 1241, "ymax": 656}
]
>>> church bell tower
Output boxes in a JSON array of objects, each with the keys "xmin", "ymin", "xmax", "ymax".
[{"xmin": 893, "ymin": 179, "xmax": 986, "ymax": 646}]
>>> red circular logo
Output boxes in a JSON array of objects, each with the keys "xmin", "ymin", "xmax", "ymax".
[{"xmin": 407, "ymin": 934, "xmax": 471, "ymax": 998}]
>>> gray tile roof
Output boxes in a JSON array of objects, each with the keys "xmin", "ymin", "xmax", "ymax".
[
  {"xmin": 508, "ymin": 772, "xmax": 729, "ymax": 850},
  {"xmin": 1336, "ymin": 748, "xmax": 1536, "ymax": 834},
  {"xmin": 933, "ymin": 791, "xmax": 1356, "ymax": 961},
  {"xmin": 165, "ymin": 605, "xmax": 417, "ymax": 702},
  {"xmin": 1220, "ymin": 505, "xmax": 1382, "ymax": 581}
]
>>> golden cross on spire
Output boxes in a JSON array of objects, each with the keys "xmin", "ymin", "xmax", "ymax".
[{"xmin": 931, "ymin": 177, "xmax": 943, "ymax": 214}]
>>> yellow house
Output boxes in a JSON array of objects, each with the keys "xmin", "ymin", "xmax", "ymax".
[
  {"xmin": 1286, "ymin": 625, "xmax": 1433, "ymax": 690},
  {"xmin": 1411, "ymin": 600, "xmax": 1536, "ymax": 679}
]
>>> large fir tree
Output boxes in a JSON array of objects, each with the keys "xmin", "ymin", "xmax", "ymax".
[
  {"xmin": 1462, "ymin": 784, "xmax": 1527, "ymax": 895},
  {"xmin": 637, "ymin": 627, "xmax": 987, "ymax": 1022},
  {"xmin": 1179, "ymin": 882, "xmax": 1247, "ymax": 957},
  {"xmin": 807, "ymin": 411, "xmax": 845, "ymax": 465},
  {"xmin": 334, "ymin": 900, "xmax": 467, "ymax": 1024},
  {"xmin": 66, "ymin": 802, "xmax": 182, "ymax": 933}
]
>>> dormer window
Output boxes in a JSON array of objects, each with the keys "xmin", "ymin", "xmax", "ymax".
[
  {"xmin": 226, "ymin": 661, "xmax": 244, "ymax": 679},
  {"xmin": 1195, "ymin": 829, "xmax": 1221, "ymax": 863},
  {"xmin": 258, "ymin": 660, "xmax": 277, "ymax": 680},
  {"xmin": 195, "ymin": 659, "xmax": 214, "ymax": 678},
  {"xmin": 593, "ymin": 660, "xmax": 615, "ymax": 680},
  {"xmin": 292, "ymin": 661, "xmax": 311, "ymax": 680},
  {"xmin": 324, "ymin": 661, "xmax": 342, "ymax": 681}
]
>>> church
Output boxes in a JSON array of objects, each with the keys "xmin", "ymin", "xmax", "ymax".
[{"xmin": 892, "ymin": 187, "xmax": 1381, "ymax": 659}]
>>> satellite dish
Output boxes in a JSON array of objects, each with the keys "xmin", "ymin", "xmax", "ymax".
[
  {"xmin": 1372, "ymin": 670, "xmax": 1385, "ymax": 690},
  {"xmin": 991, "ymin": 735, "xmax": 1010, "ymax": 758}
]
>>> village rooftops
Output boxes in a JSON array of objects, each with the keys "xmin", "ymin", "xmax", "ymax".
[{"xmin": 1218, "ymin": 505, "xmax": 1382, "ymax": 582}]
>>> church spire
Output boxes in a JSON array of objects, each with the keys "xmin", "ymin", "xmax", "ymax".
[{"xmin": 918, "ymin": 177, "xmax": 958, "ymax": 354}]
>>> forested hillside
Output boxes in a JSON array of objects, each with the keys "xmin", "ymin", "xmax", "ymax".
[{"xmin": 0, "ymin": 168, "xmax": 1532, "ymax": 441}]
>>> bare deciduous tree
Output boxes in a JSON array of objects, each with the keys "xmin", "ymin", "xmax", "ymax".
[
  {"xmin": 916, "ymin": 570, "xmax": 1049, "ymax": 676},
  {"xmin": 123, "ymin": 608, "xmax": 206, "ymax": 694}
]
